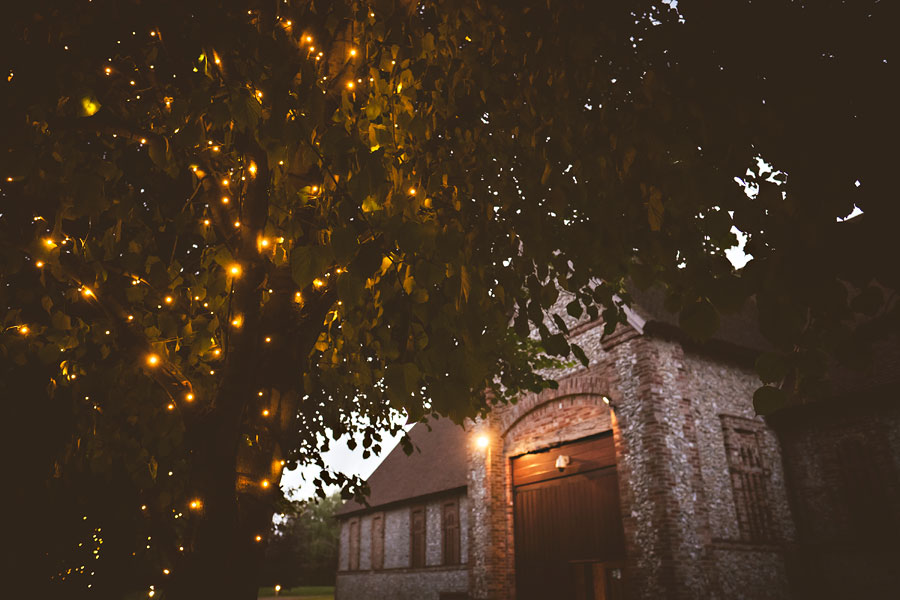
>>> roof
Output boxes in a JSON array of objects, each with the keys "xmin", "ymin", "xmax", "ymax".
[
  {"xmin": 625, "ymin": 285, "xmax": 770, "ymax": 354},
  {"xmin": 335, "ymin": 417, "xmax": 469, "ymax": 517}
]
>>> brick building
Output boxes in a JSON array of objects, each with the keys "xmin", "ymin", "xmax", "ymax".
[{"xmin": 334, "ymin": 294, "xmax": 900, "ymax": 599}]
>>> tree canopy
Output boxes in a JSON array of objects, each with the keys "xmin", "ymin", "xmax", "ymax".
[{"xmin": 2, "ymin": 0, "xmax": 895, "ymax": 597}]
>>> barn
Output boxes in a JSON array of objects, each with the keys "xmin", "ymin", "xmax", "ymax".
[{"xmin": 333, "ymin": 293, "xmax": 900, "ymax": 599}]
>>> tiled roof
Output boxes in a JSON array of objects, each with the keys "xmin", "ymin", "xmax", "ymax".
[{"xmin": 335, "ymin": 417, "xmax": 469, "ymax": 517}]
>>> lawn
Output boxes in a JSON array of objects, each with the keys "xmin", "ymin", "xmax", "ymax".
[{"xmin": 257, "ymin": 585, "xmax": 334, "ymax": 599}]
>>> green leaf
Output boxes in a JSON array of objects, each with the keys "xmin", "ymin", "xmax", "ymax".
[{"xmin": 753, "ymin": 386, "xmax": 786, "ymax": 415}]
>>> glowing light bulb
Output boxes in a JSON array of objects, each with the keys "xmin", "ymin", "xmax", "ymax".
[
  {"xmin": 258, "ymin": 238, "xmax": 270, "ymax": 249},
  {"xmin": 189, "ymin": 499, "xmax": 202, "ymax": 510},
  {"xmin": 44, "ymin": 238, "xmax": 56, "ymax": 248},
  {"xmin": 262, "ymin": 409, "xmax": 270, "ymax": 417},
  {"xmin": 212, "ymin": 146, "xmax": 220, "ymax": 152},
  {"xmin": 146, "ymin": 354, "xmax": 160, "ymax": 367},
  {"xmin": 82, "ymin": 287, "xmax": 95, "ymax": 298},
  {"xmin": 222, "ymin": 179, "xmax": 229, "ymax": 186},
  {"xmin": 104, "ymin": 67, "xmax": 111, "ymax": 75},
  {"xmin": 203, "ymin": 219, "xmax": 210, "ymax": 225},
  {"xmin": 167, "ymin": 403, "xmax": 175, "ymax": 411},
  {"xmin": 349, "ymin": 48, "xmax": 357, "ymax": 57},
  {"xmin": 231, "ymin": 316, "xmax": 242, "ymax": 328},
  {"xmin": 346, "ymin": 81, "xmax": 355, "ymax": 90},
  {"xmin": 476, "ymin": 434, "xmax": 490, "ymax": 449},
  {"xmin": 313, "ymin": 278, "xmax": 325, "ymax": 288},
  {"xmin": 258, "ymin": 391, "xmax": 264, "ymax": 397},
  {"xmin": 127, "ymin": 315, "xmax": 134, "ymax": 321},
  {"xmin": 408, "ymin": 187, "xmax": 417, "ymax": 195},
  {"xmin": 213, "ymin": 349, "xmax": 221, "ymax": 356},
  {"xmin": 311, "ymin": 185, "xmax": 319, "ymax": 193},
  {"xmin": 19, "ymin": 325, "xmax": 29, "ymax": 335},
  {"xmin": 305, "ymin": 35, "xmax": 313, "ymax": 43},
  {"xmin": 233, "ymin": 221, "xmax": 241, "ymax": 228},
  {"xmin": 185, "ymin": 393, "xmax": 194, "ymax": 402},
  {"xmin": 265, "ymin": 336, "xmax": 271, "ymax": 343},
  {"xmin": 221, "ymin": 196, "xmax": 229, "ymax": 204},
  {"xmin": 164, "ymin": 296, "xmax": 173, "ymax": 304},
  {"xmin": 255, "ymin": 535, "xmax": 263, "ymax": 542},
  {"xmin": 229, "ymin": 264, "xmax": 241, "ymax": 276},
  {"xmin": 248, "ymin": 161, "xmax": 257, "ymax": 175},
  {"xmin": 34, "ymin": 259, "xmax": 45, "ymax": 267},
  {"xmin": 261, "ymin": 480, "xmax": 270, "ymax": 488}
]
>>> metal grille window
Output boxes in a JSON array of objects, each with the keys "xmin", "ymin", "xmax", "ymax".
[
  {"xmin": 721, "ymin": 415, "xmax": 775, "ymax": 543},
  {"xmin": 442, "ymin": 500, "xmax": 460, "ymax": 565},
  {"xmin": 371, "ymin": 513, "xmax": 384, "ymax": 570},
  {"xmin": 410, "ymin": 506, "xmax": 426, "ymax": 568}
]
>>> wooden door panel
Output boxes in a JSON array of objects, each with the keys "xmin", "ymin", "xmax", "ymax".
[{"xmin": 514, "ymin": 435, "xmax": 625, "ymax": 600}]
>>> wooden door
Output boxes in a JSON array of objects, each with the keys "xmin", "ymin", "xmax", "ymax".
[{"xmin": 513, "ymin": 433, "xmax": 625, "ymax": 600}]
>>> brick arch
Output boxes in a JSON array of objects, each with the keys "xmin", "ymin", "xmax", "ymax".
[
  {"xmin": 499, "ymin": 374, "xmax": 618, "ymax": 458},
  {"xmin": 497, "ymin": 374, "xmax": 615, "ymax": 437}
]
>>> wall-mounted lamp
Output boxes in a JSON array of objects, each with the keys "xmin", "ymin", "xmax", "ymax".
[
  {"xmin": 555, "ymin": 455, "xmax": 571, "ymax": 472},
  {"xmin": 476, "ymin": 434, "xmax": 490, "ymax": 449},
  {"xmin": 602, "ymin": 396, "xmax": 611, "ymax": 405}
]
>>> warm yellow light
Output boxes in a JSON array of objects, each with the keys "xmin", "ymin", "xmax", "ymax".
[
  {"xmin": 167, "ymin": 403, "xmax": 175, "ymax": 411},
  {"xmin": 231, "ymin": 316, "xmax": 243, "ymax": 328},
  {"xmin": 248, "ymin": 161, "xmax": 258, "ymax": 175},
  {"xmin": 261, "ymin": 480, "xmax": 270, "ymax": 488},
  {"xmin": 305, "ymin": 35, "xmax": 313, "ymax": 43},
  {"xmin": 264, "ymin": 336, "xmax": 271, "ymax": 343},
  {"xmin": 221, "ymin": 196, "xmax": 229, "ymax": 204},
  {"xmin": 129, "ymin": 80, "xmax": 136, "ymax": 86},
  {"xmin": 255, "ymin": 91, "xmax": 263, "ymax": 100},
  {"xmin": 229, "ymin": 264, "xmax": 241, "ymax": 276},
  {"xmin": 212, "ymin": 146, "xmax": 220, "ymax": 152},
  {"xmin": 35, "ymin": 261, "xmax": 44, "ymax": 268},
  {"xmin": 346, "ymin": 81, "xmax": 355, "ymax": 90},
  {"xmin": 255, "ymin": 535, "xmax": 263, "ymax": 542},
  {"xmin": 19, "ymin": 325, "xmax": 29, "ymax": 335},
  {"xmin": 81, "ymin": 287, "xmax": 95, "ymax": 298},
  {"xmin": 104, "ymin": 67, "xmax": 111, "ymax": 75},
  {"xmin": 258, "ymin": 238, "xmax": 270, "ymax": 249},
  {"xmin": 258, "ymin": 391, "xmax": 264, "ymax": 396},
  {"xmin": 349, "ymin": 48, "xmax": 357, "ymax": 57},
  {"xmin": 476, "ymin": 434, "xmax": 490, "ymax": 449},
  {"xmin": 408, "ymin": 187, "xmax": 417, "ymax": 196},
  {"xmin": 141, "ymin": 505, "xmax": 147, "ymax": 511},
  {"xmin": 275, "ymin": 585, "xmax": 282, "ymax": 593},
  {"xmin": 213, "ymin": 349, "xmax": 221, "ymax": 356},
  {"xmin": 602, "ymin": 396, "xmax": 611, "ymax": 405},
  {"xmin": 311, "ymin": 185, "xmax": 319, "ymax": 193},
  {"xmin": 276, "ymin": 236, "xmax": 285, "ymax": 243},
  {"xmin": 164, "ymin": 296, "xmax": 173, "ymax": 304},
  {"xmin": 203, "ymin": 219, "xmax": 210, "ymax": 226},
  {"xmin": 234, "ymin": 221, "xmax": 241, "ymax": 228},
  {"xmin": 140, "ymin": 138, "xmax": 147, "ymax": 145},
  {"xmin": 44, "ymin": 238, "xmax": 56, "ymax": 248},
  {"xmin": 313, "ymin": 278, "xmax": 325, "ymax": 288},
  {"xmin": 146, "ymin": 354, "xmax": 160, "ymax": 367},
  {"xmin": 127, "ymin": 315, "xmax": 134, "ymax": 321},
  {"xmin": 262, "ymin": 409, "xmax": 270, "ymax": 417},
  {"xmin": 189, "ymin": 499, "xmax": 202, "ymax": 510},
  {"xmin": 185, "ymin": 393, "xmax": 194, "ymax": 402},
  {"xmin": 163, "ymin": 569, "xmax": 170, "ymax": 575},
  {"xmin": 294, "ymin": 291, "xmax": 302, "ymax": 301},
  {"xmin": 221, "ymin": 179, "xmax": 229, "ymax": 186}
]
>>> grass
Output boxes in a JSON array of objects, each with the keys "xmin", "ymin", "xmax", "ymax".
[{"xmin": 257, "ymin": 585, "xmax": 334, "ymax": 598}]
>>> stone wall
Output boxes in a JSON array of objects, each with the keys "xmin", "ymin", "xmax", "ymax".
[{"xmin": 336, "ymin": 492, "xmax": 469, "ymax": 600}]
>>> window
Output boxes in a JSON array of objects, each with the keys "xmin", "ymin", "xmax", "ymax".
[
  {"xmin": 410, "ymin": 506, "xmax": 426, "ymax": 568},
  {"xmin": 371, "ymin": 513, "xmax": 385, "ymax": 570},
  {"xmin": 721, "ymin": 415, "xmax": 775, "ymax": 543},
  {"xmin": 348, "ymin": 518, "xmax": 360, "ymax": 570},
  {"xmin": 442, "ymin": 500, "xmax": 461, "ymax": 565}
]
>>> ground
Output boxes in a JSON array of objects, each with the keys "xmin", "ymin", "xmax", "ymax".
[{"xmin": 257, "ymin": 585, "xmax": 334, "ymax": 599}]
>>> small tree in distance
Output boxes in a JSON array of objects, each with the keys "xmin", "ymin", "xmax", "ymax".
[
  {"xmin": 263, "ymin": 493, "xmax": 341, "ymax": 589},
  {"xmin": 2, "ymin": 0, "xmax": 894, "ymax": 598}
]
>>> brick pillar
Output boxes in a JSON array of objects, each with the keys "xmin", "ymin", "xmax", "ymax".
[
  {"xmin": 467, "ymin": 417, "xmax": 513, "ymax": 600},
  {"xmin": 606, "ymin": 333, "xmax": 713, "ymax": 599}
]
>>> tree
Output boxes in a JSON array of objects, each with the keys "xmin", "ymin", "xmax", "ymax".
[
  {"xmin": 2, "ymin": 0, "xmax": 895, "ymax": 598},
  {"xmin": 262, "ymin": 494, "xmax": 341, "ymax": 588}
]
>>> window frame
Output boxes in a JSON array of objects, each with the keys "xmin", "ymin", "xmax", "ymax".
[
  {"xmin": 410, "ymin": 505, "xmax": 427, "ymax": 568},
  {"xmin": 441, "ymin": 499, "xmax": 461, "ymax": 565}
]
